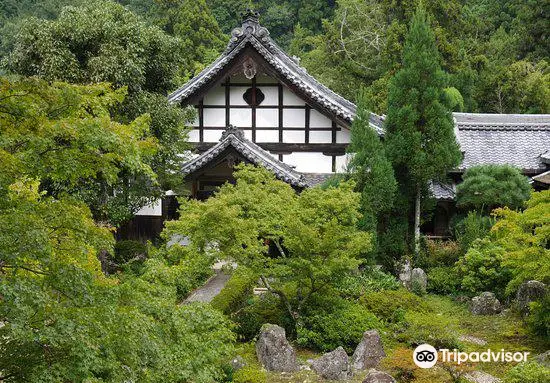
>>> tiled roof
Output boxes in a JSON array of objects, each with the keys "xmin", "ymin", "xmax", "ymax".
[
  {"xmin": 182, "ymin": 125, "xmax": 308, "ymax": 187},
  {"xmin": 168, "ymin": 10, "xmax": 384, "ymax": 135},
  {"xmin": 429, "ymin": 181, "xmax": 456, "ymax": 200},
  {"xmin": 453, "ymin": 113, "xmax": 550, "ymax": 173}
]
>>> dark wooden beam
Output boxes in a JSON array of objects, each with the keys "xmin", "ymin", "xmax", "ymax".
[{"xmin": 192, "ymin": 142, "xmax": 348, "ymax": 154}]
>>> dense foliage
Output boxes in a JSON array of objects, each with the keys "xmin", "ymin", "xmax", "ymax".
[
  {"xmin": 1, "ymin": 0, "xmax": 199, "ymax": 217},
  {"xmin": 457, "ymin": 164, "xmax": 532, "ymax": 212},
  {"xmin": 0, "ymin": 79, "xmax": 233, "ymax": 382},
  {"xmin": 166, "ymin": 164, "xmax": 372, "ymax": 332},
  {"xmin": 456, "ymin": 190, "xmax": 550, "ymax": 298},
  {"xmin": 384, "ymin": 7, "xmax": 462, "ymax": 254}
]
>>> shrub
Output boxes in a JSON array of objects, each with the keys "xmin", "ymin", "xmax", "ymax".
[
  {"xmin": 336, "ymin": 267, "xmax": 400, "ymax": 299},
  {"xmin": 233, "ymin": 294, "xmax": 293, "ymax": 341},
  {"xmin": 418, "ymin": 239, "xmax": 461, "ymax": 269},
  {"xmin": 455, "ymin": 238, "xmax": 512, "ymax": 299},
  {"xmin": 395, "ymin": 311, "xmax": 462, "ymax": 349},
  {"xmin": 505, "ymin": 362, "xmax": 550, "ymax": 383},
  {"xmin": 526, "ymin": 292, "xmax": 550, "ymax": 341},
  {"xmin": 456, "ymin": 164, "xmax": 531, "ymax": 212},
  {"xmin": 455, "ymin": 211, "xmax": 494, "ymax": 254},
  {"xmin": 298, "ymin": 297, "xmax": 383, "ymax": 353},
  {"xmin": 232, "ymin": 366, "xmax": 267, "ymax": 383},
  {"xmin": 114, "ymin": 240, "xmax": 147, "ymax": 264},
  {"xmin": 427, "ymin": 266, "xmax": 460, "ymax": 295},
  {"xmin": 360, "ymin": 289, "xmax": 431, "ymax": 323},
  {"xmin": 211, "ymin": 268, "xmax": 258, "ymax": 315}
]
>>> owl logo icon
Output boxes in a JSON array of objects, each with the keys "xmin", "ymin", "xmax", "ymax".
[{"xmin": 413, "ymin": 344, "xmax": 438, "ymax": 368}]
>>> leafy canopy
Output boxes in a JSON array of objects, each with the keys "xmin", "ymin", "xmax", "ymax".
[
  {"xmin": 0, "ymin": 78, "xmax": 233, "ymax": 382},
  {"xmin": 166, "ymin": 164, "xmax": 372, "ymax": 327},
  {"xmin": 456, "ymin": 164, "xmax": 532, "ymax": 212},
  {"xmin": 456, "ymin": 190, "xmax": 550, "ymax": 297},
  {"xmin": 384, "ymin": 6, "xmax": 461, "ymax": 187}
]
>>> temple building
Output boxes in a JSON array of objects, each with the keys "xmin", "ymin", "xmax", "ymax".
[{"xmin": 127, "ymin": 10, "xmax": 550, "ymax": 240}]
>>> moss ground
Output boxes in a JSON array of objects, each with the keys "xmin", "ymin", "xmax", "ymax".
[{"xmin": 232, "ymin": 295, "xmax": 548, "ymax": 382}]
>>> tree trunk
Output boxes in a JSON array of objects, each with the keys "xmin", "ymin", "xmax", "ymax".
[{"xmin": 414, "ymin": 184, "xmax": 421, "ymax": 256}]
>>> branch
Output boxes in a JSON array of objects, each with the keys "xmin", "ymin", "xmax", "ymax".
[{"xmin": 259, "ymin": 275, "xmax": 296, "ymax": 319}]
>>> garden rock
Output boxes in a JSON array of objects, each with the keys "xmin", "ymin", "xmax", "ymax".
[
  {"xmin": 516, "ymin": 280, "xmax": 546, "ymax": 315},
  {"xmin": 463, "ymin": 371, "xmax": 501, "ymax": 383},
  {"xmin": 256, "ymin": 324, "xmax": 298, "ymax": 372},
  {"xmin": 362, "ymin": 369, "xmax": 396, "ymax": 383},
  {"xmin": 398, "ymin": 259, "xmax": 412, "ymax": 288},
  {"xmin": 535, "ymin": 350, "xmax": 550, "ymax": 368},
  {"xmin": 471, "ymin": 292, "xmax": 502, "ymax": 315},
  {"xmin": 410, "ymin": 268, "xmax": 427, "ymax": 293},
  {"xmin": 459, "ymin": 335, "xmax": 487, "ymax": 346},
  {"xmin": 352, "ymin": 330, "xmax": 386, "ymax": 370},
  {"xmin": 310, "ymin": 346, "xmax": 352, "ymax": 380}
]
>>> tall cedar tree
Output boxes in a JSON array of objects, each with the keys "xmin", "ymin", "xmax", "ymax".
[
  {"xmin": 347, "ymin": 89, "xmax": 396, "ymax": 251},
  {"xmin": 384, "ymin": 7, "xmax": 461, "ymax": 254}
]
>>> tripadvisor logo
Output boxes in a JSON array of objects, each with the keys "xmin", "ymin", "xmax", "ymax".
[{"xmin": 413, "ymin": 344, "xmax": 529, "ymax": 368}]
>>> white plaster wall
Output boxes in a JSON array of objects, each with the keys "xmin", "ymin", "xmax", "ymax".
[
  {"xmin": 203, "ymin": 108, "xmax": 225, "ymax": 127},
  {"xmin": 256, "ymin": 108, "xmax": 278, "ymax": 127},
  {"xmin": 283, "ymin": 87, "xmax": 305, "ymax": 106},
  {"xmin": 283, "ymin": 152, "xmax": 332, "ymax": 173},
  {"xmin": 309, "ymin": 130, "xmax": 332, "ymax": 143},
  {"xmin": 203, "ymin": 129, "xmax": 223, "ymax": 142},
  {"xmin": 230, "ymin": 86, "xmax": 248, "ymax": 105},
  {"xmin": 283, "ymin": 130, "xmax": 305, "ymax": 143},
  {"xmin": 203, "ymin": 86, "xmax": 225, "ymax": 105},
  {"xmin": 188, "ymin": 129, "xmax": 200, "ymax": 142},
  {"xmin": 135, "ymin": 200, "xmax": 162, "ymax": 216},
  {"xmin": 283, "ymin": 109, "xmax": 305, "ymax": 127},
  {"xmin": 337, "ymin": 127, "xmax": 351, "ymax": 143},
  {"xmin": 256, "ymin": 130, "xmax": 279, "ymax": 143},
  {"xmin": 310, "ymin": 109, "xmax": 332, "ymax": 128},
  {"xmin": 230, "ymin": 109, "xmax": 252, "ymax": 127},
  {"xmin": 258, "ymin": 86, "xmax": 278, "ymax": 105}
]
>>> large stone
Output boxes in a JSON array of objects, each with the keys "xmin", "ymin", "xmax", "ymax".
[
  {"xmin": 398, "ymin": 259, "xmax": 412, "ymax": 288},
  {"xmin": 463, "ymin": 371, "xmax": 501, "ymax": 383},
  {"xmin": 535, "ymin": 350, "xmax": 550, "ymax": 368},
  {"xmin": 310, "ymin": 346, "xmax": 352, "ymax": 380},
  {"xmin": 471, "ymin": 292, "xmax": 502, "ymax": 315},
  {"xmin": 516, "ymin": 280, "xmax": 546, "ymax": 315},
  {"xmin": 352, "ymin": 330, "xmax": 386, "ymax": 370},
  {"xmin": 256, "ymin": 324, "xmax": 298, "ymax": 372},
  {"xmin": 362, "ymin": 369, "xmax": 396, "ymax": 383},
  {"xmin": 410, "ymin": 268, "xmax": 427, "ymax": 293}
]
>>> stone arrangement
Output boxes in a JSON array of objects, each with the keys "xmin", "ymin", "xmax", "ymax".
[{"xmin": 256, "ymin": 325, "xmax": 392, "ymax": 381}]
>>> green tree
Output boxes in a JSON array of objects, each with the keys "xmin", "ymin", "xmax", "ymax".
[
  {"xmin": 2, "ymin": 0, "xmax": 193, "ymax": 211},
  {"xmin": 146, "ymin": 0, "xmax": 225, "ymax": 80},
  {"xmin": 0, "ymin": 77, "xmax": 158, "ymax": 223},
  {"xmin": 0, "ymin": 79, "xmax": 233, "ymax": 381},
  {"xmin": 384, "ymin": 6, "xmax": 462, "ymax": 255},
  {"xmin": 165, "ymin": 164, "xmax": 371, "ymax": 332},
  {"xmin": 347, "ymin": 89, "xmax": 397, "ymax": 258},
  {"xmin": 457, "ymin": 165, "xmax": 532, "ymax": 213},
  {"xmin": 456, "ymin": 190, "xmax": 550, "ymax": 298}
]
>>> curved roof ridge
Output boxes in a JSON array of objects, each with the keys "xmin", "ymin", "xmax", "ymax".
[{"xmin": 181, "ymin": 125, "xmax": 308, "ymax": 187}]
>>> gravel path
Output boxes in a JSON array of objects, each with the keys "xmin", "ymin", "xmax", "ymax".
[{"xmin": 184, "ymin": 271, "xmax": 231, "ymax": 303}]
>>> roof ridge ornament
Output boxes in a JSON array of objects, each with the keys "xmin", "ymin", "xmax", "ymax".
[
  {"xmin": 226, "ymin": 9, "xmax": 274, "ymax": 53},
  {"xmin": 241, "ymin": 8, "xmax": 260, "ymax": 24},
  {"xmin": 221, "ymin": 124, "xmax": 245, "ymax": 140}
]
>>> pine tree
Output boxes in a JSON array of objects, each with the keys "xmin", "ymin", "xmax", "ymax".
[
  {"xmin": 384, "ymin": 6, "xmax": 461, "ymax": 255},
  {"xmin": 347, "ymin": 89, "xmax": 396, "ymax": 248}
]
